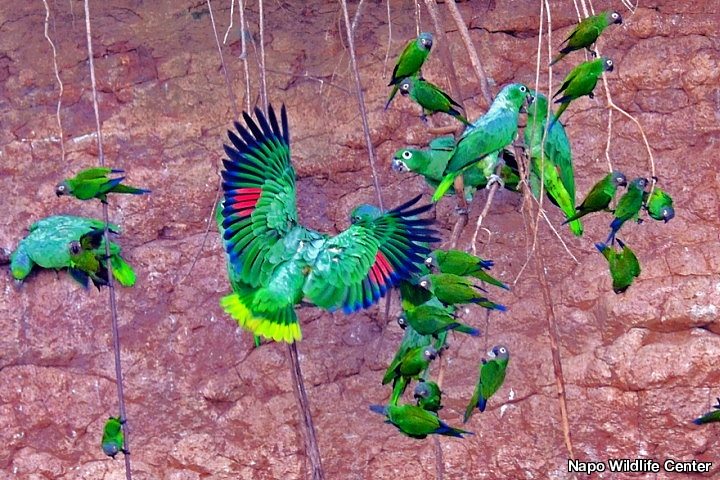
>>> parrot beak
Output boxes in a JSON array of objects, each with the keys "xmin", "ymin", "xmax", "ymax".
[
  {"xmin": 663, "ymin": 208, "xmax": 675, "ymax": 223},
  {"xmin": 391, "ymin": 159, "xmax": 408, "ymax": 172}
]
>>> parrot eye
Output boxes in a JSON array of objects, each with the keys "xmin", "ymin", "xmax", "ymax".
[
  {"xmin": 419, "ymin": 280, "xmax": 428, "ymax": 288},
  {"xmin": 607, "ymin": 60, "xmax": 613, "ymax": 66},
  {"xmin": 519, "ymin": 85, "xmax": 527, "ymax": 92},
  {"xmin": 499, "ymin": 347, "xmax": 507, "ymax": 354},
  {"xmin": 402, "ymin": 150, "xmax": 412, "ymax": 160},
  {"xmin": 400, "ymin": 82, "xmax": 410, "ymax": 91},
  {"xmin": 69, "ymin": 241, "xmax": 81, "ymax": 254},
  {"xmin": 397, "ymin": 316, "xmax": 407, "ymax": 328},
  {"xmin": 424, "ymin": 257, "xmax": 432, "ymax": 266},
  {"xmin": 612, "ymin": 12, "xmax": 619, "ymax": 18}
]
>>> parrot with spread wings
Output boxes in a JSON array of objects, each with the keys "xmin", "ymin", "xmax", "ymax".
[{"xmin": 219, "ymin": 105, "xmax": 439, "ymax": 343}]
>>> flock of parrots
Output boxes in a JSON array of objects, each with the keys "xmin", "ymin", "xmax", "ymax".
[{"xmin": 4, "ymin": 7, "xmax": 712, "ymax": 456}]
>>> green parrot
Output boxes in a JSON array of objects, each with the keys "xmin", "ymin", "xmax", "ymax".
[
  {"xmin": 425, "ymin": 249, "xmax": 508, "ymax": 291},
  {"xmin": 595, "ymin": 239, "xmax": 641, "ymax": 293},
  {"xmin": 219, "ymin": 105, "xmax": 439, "ymax": 343},
  {"xmin": 606, "ymin": 177, "xmax": 649, "ymax": 244},
  {"xmin": 418, "ymin": 273, "xmax": 506, "ymax": 311},
  {"xmin": 563, "ymin": 171, "xmax": 627, "ymax": 224},
  {"xmin": 549, "ymin": 11, "xmax": 623, "ymax": 66},
  {"xmin": 644, "ymin": 186, "xmax": 674, "ymax": 223},
  {"xmin": 414, "ymin": 380, "xmax": 443, "ymax": 412},
  {"xmin": 369, "ymin": 404, "xmax": 472, "ymax": 439},
  {"xmin": 101, "ymin": 416, "xmax": 128, "ymax": 458},
  {"xmin": 68, "ymin": 228, "xmax": 109, "ymax": 289},
  {"xmin": 10, "ymin": 215, "xmax": 135, "ymax": 287},
  {"xmin": 56, "ymin": 167, "xmax": 150, "ymax": 203},
  {"xmin": 398, "ymin": 76, "xmax": 470, "ymax": 126},
  {"xmin": 386, "ymin": 32, "xmax": 433, "ymax": 109},
  {"xmin": 464, "ymin": 345, "xmax": 510, "ymax": 422},
  {"xmin": 525, "ymin": 91, "xmax": 583, "ymax": 236},
  {"xmin": 551, "ymin": 57, "xmax": 614, "ymax": 126},
  {"xmin": 399, "ymin": 304, "xmax": 480, "ymax": 337},
  {"xmin": 382, "ymin": 344, "xmax": 438, "ymax": 404},
  {"xmin": 433, "ymin": 83, "xmax": 533, "ymax": 201},
  {"xmin": 693, "ymin": 398, "xmax": 720, "ymax": 425}
]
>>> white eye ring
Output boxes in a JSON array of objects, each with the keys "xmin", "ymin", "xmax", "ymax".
[
  {"xmin": 607, "ymin": 60, "xmax": 613, "ymax": 66},
  {"xmin": 402, "ymin": 150, "xmax": 412, "ymax": 160},
  {"xmin": 500, "ymin": 347, "xmax": 507, "ymax": 354}
]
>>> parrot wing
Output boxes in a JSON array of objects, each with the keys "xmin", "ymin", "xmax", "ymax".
[
  {"xmin": 304, "ymin": 195, "xmax": 439, "ymax": 313},
  {"xmin": 74, "ymin": 167, "xmax": 117, "ymax": 180}
]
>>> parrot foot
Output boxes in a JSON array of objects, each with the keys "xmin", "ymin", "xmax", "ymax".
[
  {"xmin": 486, "ymin": 174, "xmax": 505, "ymax": 190},
  {"xmin": 651, "ymin": 175, "xmax": 659, "ymax": 182},
  {"xmin": 588, "ymin": 91, "xmax": 595, "ymax": 99},
  {"xmin": 636, "ymin": 218, "xmax": 644, "ymax": 225},
  {"xmin": 454, "ymin": 206, "xmax": 469, "ymax": 216},
  {"xmin": 420, "ymin": 113, "xmax": 429, "ymax": 124}
]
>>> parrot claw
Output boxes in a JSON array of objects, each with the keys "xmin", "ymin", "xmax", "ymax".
[
  {"xmin": 420, "ymin": 114, "xmax": 429, "ymax": 124},
  {"xmin": 486, "ymin": 174, "xmax": 504, "ymax": 190},
  {"xmin": 454, "ymin": 206, "xmax": 469, "ymax": 216},
  {"xmin": 588, "ymin": 91, "xmax": 595, "ymax": 99},
  {"xmin": 651, "ymin": 175, "xmax": 659, "ymax": 182}
]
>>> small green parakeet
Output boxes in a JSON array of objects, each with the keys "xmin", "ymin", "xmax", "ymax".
[
  {"xmin": 414, "ymin": 380, "xmax": 443, "ymax": 412},
  {"xmin": 644, "ymin": 187, "xmax": 674, "ymax": 223},
  {"xmin": 563, "ymin": 171, "xmax": 627, "ymax": 224},
  {"xmin": 101, "ymin": 416, "xmax": 127, "ymax": 458},
  {"xmin": 693, "ymin": 398, "xmax": 720, "ymax": 425},
  {"xmin": 398, "ymin": 77, "xmax": 470, "ymax": 126},
  {"xmin": 525, "ymin": 91, "xmax": 583, "ymax": 236},
  {"xmin": 399, "ymin": 304, "xmax": 480, "ymax": 337},
  {"xmin": 419, "ymin": 273, "xmax": 506, "ymax": 311},
  {"xmin": 68, "ymin": 228, "xmax": 109, "ymax": 289},
  {"xmin": 56, "ymin": 167, "xmax": 150, "ymax": 203},
  {"xmin": 595, "ymin": 239, "xmax": 641, "ymax": 293},
  {"xmin": 386, "ymin": 32, "xmax": 433, "ymax": 109},
  {"xmin": 433, "ymin": 83, "xmax": 532, "ymax": 201},
  {"xmin": 219, "ymin": 105, "xmax": 439, "ymax": 343},
  {"xmin": 369, "ymin": 404, "xmax": 472, "ymax": 439},
  {"xmin": 550, "ymin": 11, "xmax": 623, "ymax": 66},
  {"xmin": 606, "ymin": 177, "xmax": 648, "ymax": 244},
  {"xmin": 425, "ymin": 249, "xmax": 508, "ymax": 290},
  {"xmin": 464, "ymin": 345, "xmax": 509, "ymax": 422},
  {"xmin": 551, "ymin": 57, "xmax": 614, "ymax": 126},
  {"xmin": 382, "ymin": 344, "xmax": 438, "ymax": 386}
]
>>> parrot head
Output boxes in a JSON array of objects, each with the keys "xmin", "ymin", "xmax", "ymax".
[
  {"xmin": 631, "ymin": 177, "xmax": 649, "ymax": 191},
  {"xmin": 608, "ymin": 11, "xmax": 623, "ymax": 25},
  {"xmin": 397, "ymin": 313, "xmax": 408, "ymax": 329},
  {"xmin": 398, "ymin": 78, "xmax": 413, "ymax": 96},
  {"xmin": 414, "ymin": 381, "xmax": 430, "ymax": 399},
  {"xmin": 527, "ymin": 91, "xmax": 549, "ymax": 118},
  {"xmin": 418, "ymin": 32, "xmax": 433, "ymax": 50},
  {"xmin": 68, "ymin": 240, "xmax": 82, "ymax": 256},
  {"xmin": 500, "ymin": 83, "xmax": 533, "ymax": 113},
  {"xmin": 423, "ymin": 346, "xmax": 438, "ymax": 361},
  {"xmin": 658, "ymin": 205, "xmax": 675, "ymax": 223},
  {"xmin": 601, "ymin": 57, "xmax": 614, "ymax": 72},
  {"xmin": 418, "ymin": 275, "xmax": 432, "ymax": 290},
  {"xmin": 391, "ymin": 149, "xmax": 414, "ymax": 172},
  {"xmin": 423, "ymin": 253, "xmax": 438, "ymax": 270},
  {"xmin": 489, "ymin": 345, "xmax": 509, "ymax": 361},
  {"xmin": 55, "ymin": 181, "xmax": 70, "ymax": 197},
  {"xmin": 350, "ymin": 204, "xmax": 382, "ymax": 224},
  {"xmin": 102, "ymin": 442, "xmax": 120, "ymax": 458},
  {"xmin": 610, "ymin": 171, "xmax": 628, "ymax": 187}
]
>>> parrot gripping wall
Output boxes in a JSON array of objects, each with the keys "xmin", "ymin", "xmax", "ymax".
[{"xmin": 0, "ymin": 1, "xmax": 717, "ymax": 479}]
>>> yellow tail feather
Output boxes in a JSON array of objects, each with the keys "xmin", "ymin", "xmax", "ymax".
[{"xmin": 220, "ymin": 293, "xmax": 302, "ymax": 343}]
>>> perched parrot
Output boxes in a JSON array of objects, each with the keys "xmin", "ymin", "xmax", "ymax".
[
  {"xmin": 219, "ymin": 105, "xmax": 439, "ymax": 343},
  {"xmin": 525, "ymin": 91, "xmax": 583, "ymax": 236},
  {"xmin": 425, "ymin": 249, "xmax": 508, "ymax": 290},
  {"xmin": 398, "ymin": 77, "xmax": 470, "ymax": 126},
  {"xmin": 101, "ymin": 416, "xmax": 127, "ymax": 458},
  {"xmin": 386, "ymin": 32, "xmax": 433, "ymax": 109},
  {"xmin": 644, "ymin": 187, "xmax": 674, "ymax": 223},
  {"xmin": 10, "ymin": 215, "xmax": 135, "ymax": 287},
  {"xmin": 414, "ymin": 380, "xmax": 443, "ymax": 412},
  {"xmin": 551, "ymin": 57, "xmax": 614, "ymax": 126},
  {"xmin": 56, "ymin": 167, "xmax": 150, "ymax": 203},
  {"xmin": 693, "ymin": 398, "xmax": 720, "ymax": 425},
  {"xmin": 399, "ymin": 304, "xmax": 480, "ymax": 337},
  {"xmin": 382, "ymin": 344, "xmax": 438, "ymax": 405},
  {"xmin": 606, "ymin": 177, "xmax": 648, "ymax": 244},
  {"xmin": 563, "ymin": 171, "xmax": 627, "ymax": 224},
  {"xmin": 595, "ymin": 239, "xmax": 641, "ymax": 293},
  {"xmin": 549, "ymin": 11, "xmax": 623, "ymax": 66},
  {"xmin": 68, "ymin": 228, "xmax": 109, "ymax": 289},
  {"xmin": 433, "ymin": 83, "xmax": 533, "ymax": 201},
  {"xmin": 419, "ymin": 273, "xmax": 506, "ymax": 311},
  {"xmin": 464, "ymin": 345, "xmax": 510, "ymax": 422},
  {"xmin": 369, "ymin": 404, "xmax": 472, "ymax": 439}
]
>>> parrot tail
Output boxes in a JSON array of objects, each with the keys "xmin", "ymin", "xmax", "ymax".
[
  {"xmin": 111, "ymin": 184, "xmax": 152, "ymax": 195},
  {"xmin": 463, "ymin": 403, "xmax": 474, "ymax": 424},
  {"xmin": 369, "ymin": 404, "xmax": 388, "ymax": 416},
  {"xmin": 385, "ymin": 86, "xmax": 399, "ymax": 110},
  {"xmin": 548, "ymin": 102, "xmax": 568, "ymax": 129},
  {"xmin": 449, "ymin": 108, "xmax": 472, "ymax": 126},
  {"xmin": 432, "ymin": 172, "xmax": 459, "ymax": 202},
  {"xmin": 548, "ymin": 51, "xmax": 566, "ymax": 67},
  {"xmin": 453, "ymin": 323, "xmax": 481, "ymax": 337},
  {"xmin": 390, "ymin": 377, "xmax": 409, "ymax": 404},
  {"xmin": 567, "ymin": 218, "xmax": 584, "ymax": 236},
  {"xmin": 477, "ymin": 396, "xmax": 488, "ymax": 412},
  {"xmin": 435, "ymin": 420, "xmax": 474, "ymax": 438},
  {"xmin": 475, "ymin": 299, "xmax": 507, "ymax": 312},
  {"xmin": 110, "ymin": 254, "xmax": 137, "ymax": 287},
  {"xmin": 220, "ymin": 292, "xmax": 301, "ymax": 343}
]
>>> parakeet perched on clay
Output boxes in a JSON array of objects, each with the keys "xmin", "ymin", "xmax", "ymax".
[
  {"xmin": 56, "ymin": 167, "xmax": 150, "ymax": 203},
  {"xmin": 386, "ymin": 32, "xmax": 433, "ymax": 109},
  {"xmin": 550, "ymin": 11, "xmax": 622, "ymax": 66}
]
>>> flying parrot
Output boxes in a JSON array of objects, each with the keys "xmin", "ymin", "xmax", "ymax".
[
  {"xmin": 398, "ymin": 76, "xmax": 471, "ymax": 126},
  {"xmin": 382, "ymin": 344, "xmax": 438, "ymax": 405},
  {"xmin": 56, "ymin": 167, "xmax": 150, "ymax": 203},
  {"xmin": 10, "ymin": 215, "xmax": 135, "ymax": 287},
  {"xmin": 432, "ymin": 83, "xmax": 533, "ymax": 201},
  {"xmin": 101, "ymin": 416, "xmax": 127, "ymax": 458},
  {"xmin": 549, "ymin": 11, "xmax": 623, "ymax": 66},
  {"xmin": 693, "ymin": 398, "xmax": 720, "ymax": 425},
  {"xmin": 219, "ymin": 105, "xmax": 439, "ymax": 343},
  {"xmin": 525, "ymin": 91, "xmax": 583, "ymax": 236},
  {"xmin": 386, "ymin": 32, "xmax": 433, "ymax": 109},
  {"xmin": 595, "ymin": 239, "xmax": 641, "ymax": 293},
  {"xmin": 68, "ymin": 228, "xmax": 109, "ymax": 289},
  {"xmin": 606, "ymin": 177, "xmax": 649, "ymax": 244},
  {"xmin": 425, "ymin": 249, "xmax": 508, "ymax": 291},
  {"xmin": 398, "ymin": 304, "xmax": 480, "ymax": 337},
  {"xmin": 414, "ymin": 380, "xmax": 443, "ymax": 412},
  {"xmin": 419, "ymin": 273, "xmax": 507, "ymax": 311},
  {"xmin": 464, "ymin": 345, "xmax": 510, "ymax": 422},
  {"xmin": 563, "ymin": 171, "xmax": 627, "ymax": 224},
  {"xmin": 551, "ymin": 57, "xmax": 614, "ymax": 126},
  {"xmin": 369, "ymin": 404, "xmax": 472, "ymax": 439},
  {"xmin": 644, "ymin": 186, "xmax": 674, "ymax": 223}
]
